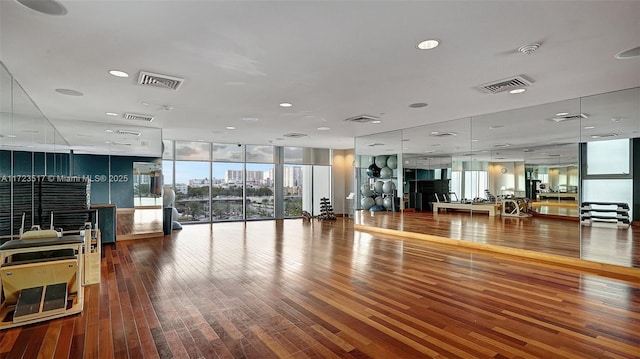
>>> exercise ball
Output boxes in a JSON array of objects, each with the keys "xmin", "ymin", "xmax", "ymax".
[
  {"xmin": 368, "ymin": 164, "xmax": 380, "ymax": 178},
  {"xmin": 382, "ymin": 181, "xmax": 396, "ymax": 194},
  {"xmin": 367, "ymin": 156, "xmax": 375, "ymax": 166},
  {"xmin": 380, "ymin": 166, "xmax": 393, "ymax": 179},
  {"xmin": 360, "ymin": 184, "xmax": 373, "ymax": 197},
  {"xmin": 374, "ymin": 180, "xmax": 384, "ymax": 193},
  {"xmin": 383, "ymin": 197, "xmax": 393, "ymax": 209},
  {"xmin": 361, "ymin": 196, "xmax": 375, "ymax": 210},
  {"xmin": 375, "ymin": 155, "xmax": 388, "ymax": 168},
  {"xmin": 386, "ymin": 155, "xmax": 398, "ymax": 169},
  {"xmin": 375, "ymin": 196, "xmax": 384, "ymax": 206}
]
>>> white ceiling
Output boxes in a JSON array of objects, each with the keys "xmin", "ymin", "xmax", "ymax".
[{"xmin": 1, "ymin": 0, "xmax": 639, "ymax": 156}]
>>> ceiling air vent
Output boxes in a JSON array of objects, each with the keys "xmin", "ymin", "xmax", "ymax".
[
  {"xmin": 283, "ymin": 132, "xmax": 308, "ymax": 138},
  {"xmin": 117, "ymin": 130, "xmax": 141, "ymax": 136},
  {"xmin": 367, "ymin": 143, "xmax": 385, "ymax": 147},
  {"xmin": 124, "ymin": 113, "xmax": 154, "ymax": 122},
  {"xmin": 476, "ymin": 75, "xmax": 533, "ymax": 94},
  {"xmin": 138, "ymin": 71, "xmax": 184, "ymax": 91},
  {"xmin": 429, "ymin": 131, "xmax": 457, "ymax": 137},
  {"xmin": 548, "ymin": 113, "xmax": 588, "ymax": 123},
  {"xmin": 111, "ymin": 142, "xmax": 132, "ymax": 146},
  {"xmin": 344, "ymin": 114, "xmax": 380, "ymax": 123}
]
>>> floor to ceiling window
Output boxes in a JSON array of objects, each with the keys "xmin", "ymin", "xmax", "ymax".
[
  {"xmin": 173, "ymin": 141, "xmax": 211, "ymax": 223},
  {"xmin": 161, "ymin": 141, "xmax": 332, "ymax": 222}
]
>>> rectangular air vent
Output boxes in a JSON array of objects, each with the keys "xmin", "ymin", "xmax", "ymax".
[
  {"xmin": 124, "ymin": 113, "xmax": 154, "ymax": 122},
  {"xmin": 476, "ymin": 75, "xmax": 533, "ymax": 94},
  {"xmin": 591, "ymin": 133, "xmax": 618, "ymax": 139},
  {"xmin": 117, "ymin": 130, "xmax": 141, "ymax": 136},
  {"xmin": 549, "ymin": 113, "xmax": 588, "ymax": 123},
  {"xmin": 429, "ymin": 131, "xmax": 457, "ymax": 137},
  {"xmin": 344, "ymin": 114, "xmax": 380, "ymax": 123},
  {"xmin": 111, "ymin": 142, "xmax": 131, "ymax": 146},
  {"xmin": 283, "ymin": 133, "xmax": 308, "ymax": 138},
  {"xmin": 138, "ymin": 71, "xmax": 184, "ymax": 91}
]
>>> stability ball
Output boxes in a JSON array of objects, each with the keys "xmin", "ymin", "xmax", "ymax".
[
  {"xmin": 374, "ymin": 180, "xmax": 384, "ymax": 193},
  {"xmin": 375, "ymin": 155, "xmax": 388, "ymax": 168},
  {"xmin": 383, "ymin": 197, "xmax": 393, "ymax": 209},
  {"xmin": 361, "ymin": 184, "xmax": 373, "ymax": 197},
  {"xmin": 382, "ymin": 181, "xmax": 396, "ymax": 194},
  {"xmin": 367, "ymin": 156, "xmax": 375, "ymax": 166},
  {"xmin": 361, "ymin": 196, "xmax": 375, "ymax": 210},
  {"xmin": 386, "ymin": 155, "xmax": 398, "ymax": 169},
  {"xmin": 375, "ymin": 196, "xmax": 384, "ymax": 206},
  {"xmin": 368, "ymin": 164, "xmax": 381, "ymax": 178},
  {"xmin": 380, "ymin": 166, "xmax": 393, "ymax": 179}
]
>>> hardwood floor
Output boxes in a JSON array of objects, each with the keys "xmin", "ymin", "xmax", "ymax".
[
  {"xmin": 0, "ymin": 219, "xmax": 639, "ymax": 358},
  {"xmin": 356, "ymin": 210, "xmax": 640, "ymax": 268}
]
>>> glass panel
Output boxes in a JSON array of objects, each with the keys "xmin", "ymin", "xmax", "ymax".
[
  {"xmin": 312, "ymin": 166, "xmax": 331, "ymax": 216},
  {"xmin": 246, "ymin": 145, "xmax": 274, "ymax": 163},
  {"xmin": 586, "ymin": 139, "xmax": 630, "ymax": 175},
  {"xmin": 284, "ymin": 147, "xmax": 332, "ymax": 165},
  {"xmin": 246, "ymin": 163, "xmax": 274, "ymax": 219},
  {"xmin": 354, "ymin": 130, "xmax": 402, "ymax": 212},
  {"xmin": 284, "ymin": 164, "xmax": 304, "ymax": 217},
  {"xmin": 174, "ymin": 161, "xmax": 210, "ymax": 222},
  {"xmin": 162, "ymin": 140, "xmax": 173, "ymax": 160},
  {"xmin": 212, "ymin": 142, "xmax": 243, "ymax": 162},
  {"xmin": 162, "ymin": 160, "xmax": 174, "ymax": 191},
  {"xmin": 175, "ymin": 141, "xmax": 211, "ymax": 161},
  {"xmin": 211, "ymin": 162, "xmax": 243, "ymax": 221}
]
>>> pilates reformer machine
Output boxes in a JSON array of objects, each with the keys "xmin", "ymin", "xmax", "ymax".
[{"xmin": 0, "ymin": 212, "xmax": 100, "ymax": 329}]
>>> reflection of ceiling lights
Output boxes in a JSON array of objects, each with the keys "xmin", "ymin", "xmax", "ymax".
[
  {"xmin": 367, "ymin": 143, "xmax": 384, "ymax": 147},
  {"xmin": 584, "ymin": 126, "xmax": 595, "ymax": 130},
  {"xmin": 492, "ymin": 143, "xmax": 511, "ymax": 148},
  {"xmin": 610, "ymin": 117, "xmax": 624, "ymax": 123},
  {"xmin": 489, "ymin": 125, "xmax": 504, "ymax": 129},
  {"xmin": 591, "ymin": 133, "xmax": 618, "ymax": 139},
  {"xmin": 416, "ymin": 39, "xmax": 440, "ymax": 50},
  {"xmin": 430, "ymin": 131, "xmax": 457, "ymax": 137},
  {"xmin": 371, "ymin": 120, "xmax": 382, "ymax": 124},
  {"xmin": 317, "ymin": 127, "xmax": 330, "ymax": 131},
  {"xmin": 555, "ymin": 112, "xmax": 569, "ymax": 116},
  {"xmin": 105, "ymin": 112, "xmax": 118, "ymax": 116},
  {"xmin": 55, "ymin": 88, "xmax": 83, "ymax": 96},
  {"xmin": 243, "ymin": 117, "xmax": 259, "ymax": 122},
  {"xmin": 509, "ymin": 88, "xmax": 526, "ymax": 94},
  {"xmin": 225, "ymin": 126, "xmax": 236, "ymax": 130},
  {"xmin": 279, "ymin": 102, "xmax": 293, "ymax": 108}
]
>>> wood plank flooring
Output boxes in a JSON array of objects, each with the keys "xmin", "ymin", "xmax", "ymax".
[
  {"xmin": 0, "ymin": 219, "xmax": 639, "ymax": 358},
  {"xmin": 356, "ymin": 210, "xmax": 640, "ymax": 268}
]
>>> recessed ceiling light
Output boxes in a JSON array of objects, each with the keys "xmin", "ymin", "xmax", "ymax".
[
  {"xmin": 409, "ymin": 102, "xmax": 428, "ymax": 108},
  {"xmin": 417, "ymin": 39, "xmax": 440, "ymax": 50},
  {"xmin": 6, "ymin": 135, "xmax": 17, "ymax": 138},
  {"xmin": 105, "ymin": 141, "xmax": 111, "ymax": 144},
  {"xmin": 279, "ymin": 102, "xmax": 293, "ymax": 108},
  {"xmin": 16, "ymin": 0, "xmax": 67, "ymax": 15},
  {"xmin": 105, "ymin": 112, "xmax": 118, "ymax": 117},
  {"xmin": 371, "ymin": 120, "xmax": 382, "ymax": 124},
  {"xmin": 471, "ymin": 139, "xmax": 479, "ymax": 142},
  {"xmin": 225, "ymin": 126, "xmax": 236, "ymax": 130},
  {"xmin": 509, "ymin": 88, "xmax": 526, "ymax": 94},
  {"xmin": 243, "ymin": 117, "xmax": 259, "ymax": 122},
  {"xmin": 584, "ymin": 126, "xmax": 595, "ymax": 130},
  {"xmin": 615, "ymin": 46, "xmax": 640, "ymax": 59},
  {"xmin": 317, "ymin": 127, "xmax": 330, "ymax": 131},
  {"xmin": 55, "ymin": 88, "xmax": 83, "ymax": 96},
  {"xmin": 105, "ymin": 129, "xmax": 113, "ymax": 133},
  {"xmin": 555, "ymin": 112, "xmax": 569, "ymax": 116},
  {"xmin": 109, "ymin": 70, "xmax": 129, "ymax": 78}
]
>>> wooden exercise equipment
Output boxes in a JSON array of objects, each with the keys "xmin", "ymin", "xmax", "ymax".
[
  {"xmin": 501, "ymin": 198, "xmax": 532, "ymax": 217},
  {"xmin": 0, "ymin": 236, "xmax": 84, "ymax": 329}
]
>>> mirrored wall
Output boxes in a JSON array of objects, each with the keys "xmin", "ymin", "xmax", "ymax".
[{"xmin": 355, "ymin": 87, "xmax": 640, "ymax": 268}]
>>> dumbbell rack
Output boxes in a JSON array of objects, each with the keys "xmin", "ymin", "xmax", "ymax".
[
  {"xmin": 318, "ymin": 198, "xmax": 336, "ymax": 220},
  {"xmin": 580, "ymin": 202, "xmax": 630, "ymax": 228}
]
